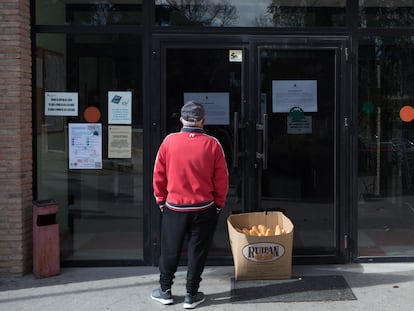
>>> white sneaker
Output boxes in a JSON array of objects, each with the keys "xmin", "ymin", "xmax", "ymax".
[
  {"xmin": 150, "ymin": 288, "xmax": 173, "ymax": 305},
  {"xmin": 183, "ymin": 292, "xmax": 205, "ymax": 309}
]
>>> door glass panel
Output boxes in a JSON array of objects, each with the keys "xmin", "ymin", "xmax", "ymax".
[
  {"xmin": 259, "ymin": 48, "xmax": 336, "ymax": 256},
  {"xmin": 165, "ymin": 48, "xmax": 243, "ymax": 258},
  {"xmin": 36, "ymin": 33, "xmax": 144, "ymax": 262},
  {"xmin": 358, "ymin": 36, "xmax": 414, "ymax": 257}
]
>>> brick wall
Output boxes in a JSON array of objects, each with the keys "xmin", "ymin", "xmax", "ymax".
[{"xmin": 0, "ymin": 0, "xmax": 32, "ymax": 274}]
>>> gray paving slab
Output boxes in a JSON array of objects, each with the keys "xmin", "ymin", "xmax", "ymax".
[{"xmin": 1, "ymin": 263, "xmax": 414, "ymax": 311}]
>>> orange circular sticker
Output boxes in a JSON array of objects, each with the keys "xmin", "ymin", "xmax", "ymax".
[
  {"xmin": 400, "ymin": 105, "xmax": 414, "ymax": 122},
  {"xmin": 84, "ymin": 106, "xmax": 101, "ymax": 123}
]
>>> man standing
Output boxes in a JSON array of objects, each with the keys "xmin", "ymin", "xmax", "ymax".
[{"xmin": 151, "ymin": 101, "xmax": 229, "ymax": 309}]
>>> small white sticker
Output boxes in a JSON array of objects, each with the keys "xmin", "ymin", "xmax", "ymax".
[{"xmin": 229, "ymin": 50, "xmax": 243, "ymax": 62}]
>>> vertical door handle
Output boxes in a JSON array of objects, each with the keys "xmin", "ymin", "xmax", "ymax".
[
  {"xmin": 233, "ymin": 111, "xmax": 239, "ymax": 168},
  {"xmin": 256, "ymin": 114, "xmax": 268, "ymax": 170},
  {"xmin": 262, "ymin": 114, "xmax": 268, "ymax": 169}
]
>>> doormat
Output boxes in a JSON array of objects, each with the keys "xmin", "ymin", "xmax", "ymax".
[{"xmin": 231, "ymin": 275, "xmax": 357, "ymax": 303}]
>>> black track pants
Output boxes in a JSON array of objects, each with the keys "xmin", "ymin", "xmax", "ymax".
[{"xmin": 158, "ymin": 207, "xmax": 219, "ymax": 294}]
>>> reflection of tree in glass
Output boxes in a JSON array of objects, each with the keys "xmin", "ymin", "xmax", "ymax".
[
  {"xmin": 82, "ymin": 0, "xmax": 121, "ymax": 25},
  {"xmin": 266, "ymin": 0, "xmax": 306, "ymax": 27},
  {"xmin": 255, "ymin": 0, "xmax": 346, "ymax": 27},
  {"xmin": 359, "ymin": 0, "xmax": 414, "ymax": 28},
  {"xmin": 253, "ymin": 0, "xmax": 307, "ymax": 27},
  {"xmin": 164, "ymin": 0, "xmax": 238, "ymax": 26},
  {"xmin": 89, "ymin": 1, "xmax": 121, "ymax": 25}
]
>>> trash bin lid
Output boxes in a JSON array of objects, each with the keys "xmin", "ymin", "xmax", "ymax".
[{"xmin": 33, "ymin": 199, "xmax": 57, "ymax": 207}]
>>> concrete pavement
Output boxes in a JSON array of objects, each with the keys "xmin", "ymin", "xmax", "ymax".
[{"xmin": 1, "ymin": 263, "xmax": 414, "ymax": 311}]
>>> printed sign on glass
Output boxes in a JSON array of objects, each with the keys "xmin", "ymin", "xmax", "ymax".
[
  {"xmin": 108, "ymin": 125, "xmax": 132, "ymax": 158},
  {"xmin": 108, "ymin": 91, "xmax": 132, "ymax": 124},
  {"xmin": 68, "ymin": 123, "xmax": 102, "ymax": 169},
  {"xmin": 45, "ymin": 92, "xmax": 78, "ymax": 116},
  {"xmin": 183, "ymin": 92, "xmax": 230, "ymax": 125},
  {"xmin": 272, "ymin": 80, "xmax": 317, "ymax": 113}
]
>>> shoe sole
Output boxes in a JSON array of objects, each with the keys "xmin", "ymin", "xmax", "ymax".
[
  {"xmin": 183, "ymin": 296, "xmax": 206, "ymax": 309},
  {"xmin": 150, "ymin": 295, "xmax": 174, "ymax": 305}
]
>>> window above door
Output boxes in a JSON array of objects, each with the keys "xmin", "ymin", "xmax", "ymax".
[{"xmin": 155, "ymin": 0, "xmax": 346, "ymax": 27}]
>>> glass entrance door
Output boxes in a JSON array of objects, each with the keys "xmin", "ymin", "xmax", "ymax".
[
  {"xmin": 159, "ymin": 38, "xmax": 350, "ymax": 263},
  {"xmin": 161, "ymin": 45, "xmax": 244, "ymax": 261},
  {"xmin": 254, "ymin": 43, "xmax": 347, "ymax": 261}
]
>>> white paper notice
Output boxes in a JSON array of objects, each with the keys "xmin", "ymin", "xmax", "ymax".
[
  {"xmin": 272, "ymin": 80, "xmax": 317, "ymax": 113},
  {"xmin": 45, "ymin": 92, "xmax": 78, "ymax": 116},
  {"xmin": 108, "ymin": 91, "xmax": 132, "ymax": 124},
  {"xmin": 183, "ymin": 92, "xmax": 230, "ymax": 125},
  {"xmin": 68, "ymin": 123, "xmax": 102, "ymax": 169},
  {"xmin": 108, "ymin": 126, "xmax": 132, "ymax": 158}
]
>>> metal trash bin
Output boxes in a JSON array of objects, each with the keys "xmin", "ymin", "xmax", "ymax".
[{"xmin": 32, "ymin": 199, "xmax": 60, "ymax": 277}]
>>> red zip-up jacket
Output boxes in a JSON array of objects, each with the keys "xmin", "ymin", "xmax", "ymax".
[{"xmin": 153, "ymin": 127, "xmax": 229, "ymax": 211}]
